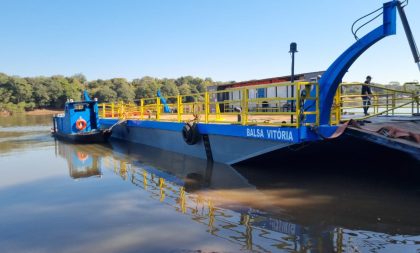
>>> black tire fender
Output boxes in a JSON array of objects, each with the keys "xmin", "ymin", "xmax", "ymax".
[{"xmin": 182, "ymin": 122, "xmax": 200, "ymax": 145}]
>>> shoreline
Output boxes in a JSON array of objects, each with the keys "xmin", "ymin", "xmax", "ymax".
[
  {"xmin": 26, "ymin": 109, "xmax": 63, "ymax": 116},
  {"xmin": 0, "ymin": 109, "xmax": 63, "ymax": 117}
]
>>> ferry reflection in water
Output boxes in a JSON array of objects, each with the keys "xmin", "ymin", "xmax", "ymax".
[
  {"xmin": 55, "ymin": 142, "xmax": 102, "ymax": 179},
  {"xmin": 56, "ymin": 140, "xmax": 420, "ymax": 253}
]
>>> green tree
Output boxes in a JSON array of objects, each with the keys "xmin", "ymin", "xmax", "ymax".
[
  {"xmin": 0, "ymin": 87, "xmax": 12, "ymax": 104},
  {"xmin": 160, "ymin": 79, "xmax": 179, "ymax": 97},
  {"xmin": 46, "ymin": 77, "xmax": 65, "ymax": 107},
  {"xmin": 70, "ymin": 73, "xmax": 87, "ymax": 84},
  {"xmin": 94, "ymin": 86, "xmax": 118, "ymax": 102},
  {"xmin": 0, "ymin": 73, "xmax": 12, "ymax": 104},
  {"xmin": 111, "ymin": 78, "xmax": 135, "ymax": 102},
  {"xmin": 28, "ymin": 77, "xmax": 50, "ymax": 107},
  {"xmin": 6, "ymin": 77, "xmax": 32, "ymax": 104},
  {"xmin": 133, "ymin": 77, "xmax": 160, "ymax": 99}
]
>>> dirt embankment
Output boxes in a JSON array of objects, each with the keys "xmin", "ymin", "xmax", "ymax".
[
  {"xmin": 25, "ymin": 109, "xmax": 63, "ymax": 115},
  {"xmin": 0, "ymin": 111, "xmax": 11, "ymax": 116},
  {"xmin": 0, "ymin": 109, "xmax": 63, "ymax": 116}
]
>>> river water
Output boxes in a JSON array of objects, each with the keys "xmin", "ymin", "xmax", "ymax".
[{"xmin": 0, "ymin": 115, "xmax": 419, "ymax": 253}]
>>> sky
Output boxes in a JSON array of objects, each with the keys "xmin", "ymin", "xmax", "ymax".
[{"xmin": 0, "ymin": 0, "xmax": 419, "ymax": 84}]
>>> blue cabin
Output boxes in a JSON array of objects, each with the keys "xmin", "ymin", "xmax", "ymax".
[
  {"xmin": 52, "ymin": 91, "xmax": 111, "ymax": 143},
  {"xmin": 53, "ymin": 100, "xmax": 100, "ymax": 134}
]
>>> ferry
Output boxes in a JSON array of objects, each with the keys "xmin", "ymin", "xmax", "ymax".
[
  {"xmin": 99, "ymin": 1, "xmax": 419, "ymax": 163},
  {"xmin": 52, "ymin": 91, "xmax": 112, "ymax": 143}
]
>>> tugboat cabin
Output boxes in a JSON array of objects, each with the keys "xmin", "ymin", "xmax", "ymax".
[{"xmin": 53, "ymin": 100, "xmax": 100, "ymax": 135}]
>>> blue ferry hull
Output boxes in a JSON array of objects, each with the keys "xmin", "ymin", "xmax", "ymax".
[
  {"xmin": 99, "ymin": 119, "xmax": 310, "ymax": 164},
  {"xmin": 52, "ymin": 130, "xmax": 111, "ymax": 143}
]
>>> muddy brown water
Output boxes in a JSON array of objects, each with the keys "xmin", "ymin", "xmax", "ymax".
[{"xmin": 0, "ymin": 115, "xmax": 419, "ymax": 253}]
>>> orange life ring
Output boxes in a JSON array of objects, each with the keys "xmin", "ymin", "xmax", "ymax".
[
  {"xmin": 77, "ymin": 151, "xmax": 89, "ymax": 162},
  {"xmin": 75, "ymin": 118, "xmax": 87, "ymax": 131}
]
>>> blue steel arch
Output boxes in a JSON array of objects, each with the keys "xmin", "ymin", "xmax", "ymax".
[{"xmin": 315, "ymin": 1, "xmax": 398, "ymax": 125}]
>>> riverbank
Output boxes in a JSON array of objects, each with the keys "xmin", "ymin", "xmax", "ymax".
[
  {"xmin": 0, "ymin": 109, "xmax": 62, "ymax": 117},
  {"xmin": 25, "ymin": 109, "xmax": 62, "ymax": 116}
]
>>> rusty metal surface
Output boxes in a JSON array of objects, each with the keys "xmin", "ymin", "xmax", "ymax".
[{"xmin": 343, "ymin": 116, "xmax": 420, "ymax": 160}]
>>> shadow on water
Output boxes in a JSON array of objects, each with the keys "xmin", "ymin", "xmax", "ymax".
[
  {"xmin": 54, "ymin": 138, "xmax": 420, "ymax": 253},
  {"xmin": 237, "ymin": 135, "xmax": 420, "ymax": 192}
]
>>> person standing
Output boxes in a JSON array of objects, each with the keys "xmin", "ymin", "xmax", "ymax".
[{"xmin": 361, "ymin": 75, "xmax": 373, "ymax": 116}]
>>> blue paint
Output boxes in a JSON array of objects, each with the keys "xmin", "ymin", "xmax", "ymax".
[
  {"xmin": 157, "ymin": 90, "xmax": 171, "ymax": 113},
  {"xmin": 83, "ymin": 90, "xmax": 91, "ymax": 101},
  {"xmin": 53, "ymin": 93, "xmax": 101, "ymax": 135},
  {"xmin": 308, "ymin": 1, "xmax": 398, "ymax": 125},
  {"xmin": 257, "ymin": 88, "xmax": 265, "ymax": 98},
  {"xmin": 100, "ymin": 119, "xmax": 338, "ymax": 143},
  {"xmin": 127, "ymin": 120, "xmax": 184, "ymax": 131},
  {"xmin": 198, "ymin": 124, "xmax": 300, "ymax": 143}
]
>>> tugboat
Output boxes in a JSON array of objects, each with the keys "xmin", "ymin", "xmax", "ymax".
[{"xmin": 52, "ymin": 91, "xmax": 111, "ymax": 143}]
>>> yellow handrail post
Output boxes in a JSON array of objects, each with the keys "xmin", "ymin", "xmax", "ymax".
[
  {"xmin": 140, "ymin": 99, "xmax": 144, "ymax": 120},
  {"xmin": 374, "ymin": 95, "xmax": 378, "ymax": 114},
  {"xmin": 111, "ymin": 102, "xmax": 115, "ymax": 118},
  {"xmin": 156, "ymin": 98, "xmax": 161, "ymax": 120},
  {"xmin": 204, "ymin": 92, "xmax": 209, "ymax": 124},
  {"xmin": 296, "ymin": 83, "xmax": 301, "ymax": 126},
  {"xmin": 337, "ymin": 85, "xmax": 342, "ymax": 123},
  {"xmin": 335, "ymin": 87, "xmax": 340, "ymax": 124},
  {"xmin": 121, "ymin": 102, "xmax": 124, "ymax": 118},
  {"xmin": 417, "ymin": 92, "xmax": 420, "ymax": 114},
  {"xmin": 159, "ymin": 177, "xmax": 165, "ymax": 202},
  {"xmin": 216, "ymin": 102, "xmax": 221, "ymax": 121},
  {"xmin": 242, "ymin": 88, "xmax": 249, "ymax": 125},
  {"xmin": 142, "ymin": 171, "xmax": 148, "ymax": 190},
  {"xmin": 331, "ymin": 88, "xmax": 337, "ymax": 124},
  {"xmin": 340, "ymin": 84, "xmax": 343, "ymax": 122},
  {"xmin": 101, "ymin": 103, "xmax": 105, "ymax": 118},
  {"xmin": 117, "ymin": 102, "xmax": 120, "ymax": 119},
  {"xmin": 118, "ymin": 101, "xmax": 125, "ymax": 119},
  {"xmin": 392, "ymin": 92, "xmax": 396, "ymax": 116},
  {"xmin": 177, "ymin": 95, "xmax": 182, "ymax": 122},
  {"xmin": 316, "ymin": 83, "xmax": 320, "ymax": 125}
]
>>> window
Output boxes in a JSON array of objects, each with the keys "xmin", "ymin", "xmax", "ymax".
[{"xmin": 74, "ymin": 104, "xmax": 86, "ymax": 111}]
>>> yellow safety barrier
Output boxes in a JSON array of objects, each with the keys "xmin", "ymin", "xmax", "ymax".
[
  {"xmin": 337, "ymin": 82, "xmax": 420, "ymax": 121},
  {"xmin": 99, "ymin": 82, "xmax": 320, "ymax": 127},
  {"xmin": 98, "ymin": 82, "xmax": 419, "ymax": 126}
]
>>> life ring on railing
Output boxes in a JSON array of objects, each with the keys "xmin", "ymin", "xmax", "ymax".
[
  {"xmin": 75, "ymin": 118, "xmax": 87, "ymax": 131},
  {"xmin": 182, "ymin": 122, "xmax": 200, "ymax": 145}
]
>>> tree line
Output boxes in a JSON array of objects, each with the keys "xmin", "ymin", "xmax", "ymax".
[
  {"xmin": 0, "ymin": 73, "xmax": 225, "ymax": 113},
  {"xmin": 1, "ymin": 72, "xmax": 417, "ymax": 114}
]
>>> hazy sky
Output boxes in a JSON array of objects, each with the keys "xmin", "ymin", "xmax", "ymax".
[{"xmin": 1, "ymin": 0, "xmax": 419, "ymax": 84}]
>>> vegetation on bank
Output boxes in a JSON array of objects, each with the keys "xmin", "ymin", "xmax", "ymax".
[
  {"xmin": 0, "ymin": 72, "xmax": 418, "ymax": 115},
  {"xmin": 0, "ymin": 73, "xmax": 227, "ymax": 114}
]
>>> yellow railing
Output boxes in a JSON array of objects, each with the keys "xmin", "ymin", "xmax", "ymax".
[
  {"xmin": 99, "ymin": 82, "xmax": 419, "ymax": 127},
  {"xmin": 337, "ymin": 82, "xmax": 420, "ymax": 121},
  {"xmin": 100, "ymin": 82, "xmax": 320, "ymax": 127}
]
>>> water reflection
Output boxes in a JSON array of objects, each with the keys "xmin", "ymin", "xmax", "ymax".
[
  {"xmin": 0, "ymin": 114, "xmax": 52, "ymax": 128},
  {"xmin": 0, "ymin": 115, "xmax": 53, "ymax": 155},
  {"xmin": 55, "ymin": 143, "xmax": 102, "ymax": 179},
  {"xmin": 56, "ymin": 140, "xmax": 420, "ymax": 253}
]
